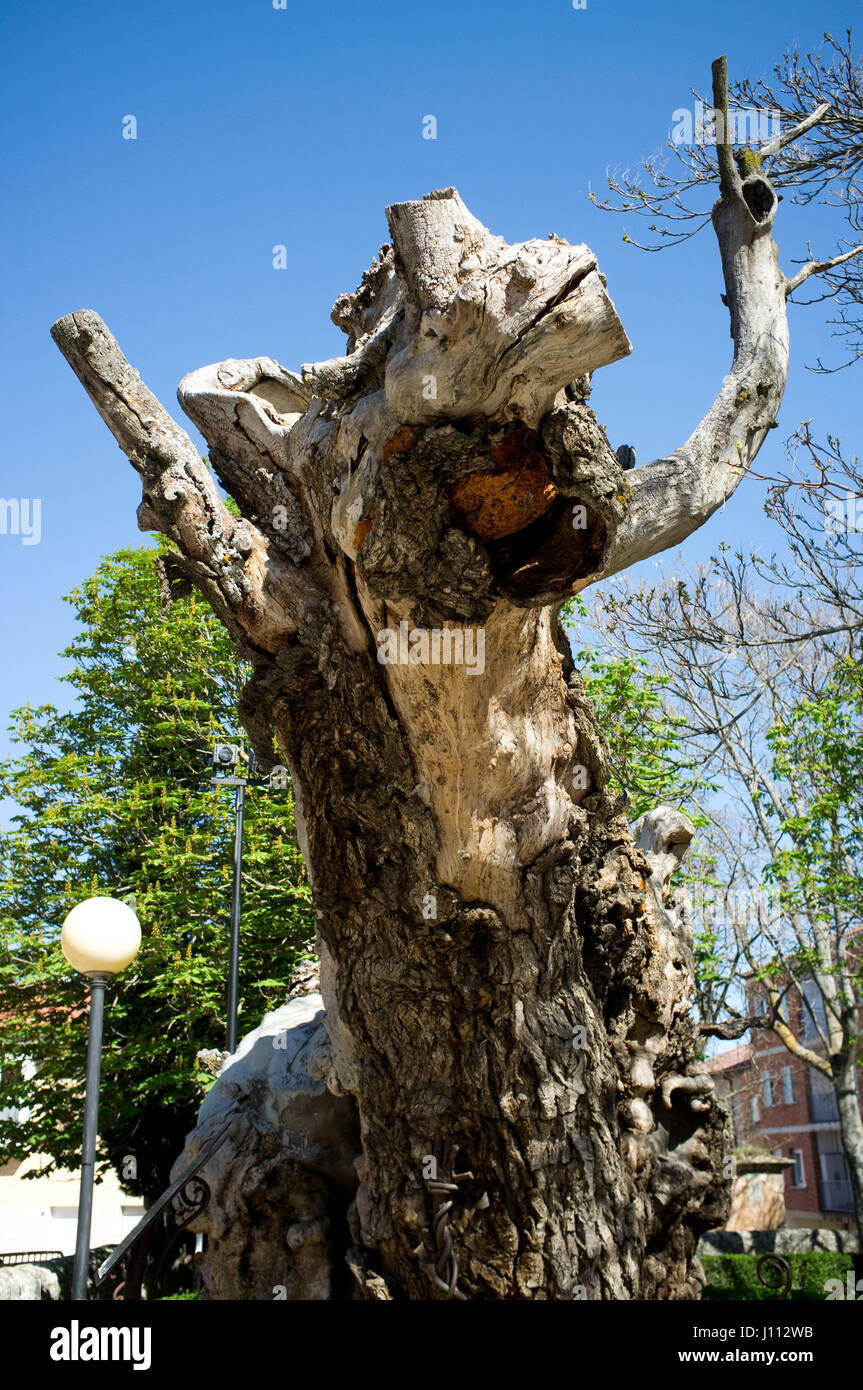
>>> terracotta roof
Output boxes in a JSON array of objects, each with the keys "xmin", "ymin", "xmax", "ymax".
[
  {"xmin": 0, "ymin": 998, "xmax": 87, "ymax": 1027},
  {"xmin": 700, "ymin": 1042, "xmax": 751, "ymax": 1072}
]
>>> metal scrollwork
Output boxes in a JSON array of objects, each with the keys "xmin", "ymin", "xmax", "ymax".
[
  {"xmin": 756, "ymin": 1253, "xmax": 792, "ymax": 1300},
  {"xmin": 95, "ymin": 1121, "xmax": 230, "ymax": 1300}
]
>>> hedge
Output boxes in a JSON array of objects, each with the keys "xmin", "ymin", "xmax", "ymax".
[{"xmin": 702, "ymin": 1251, "xmax": 855, "ymax": 1301}]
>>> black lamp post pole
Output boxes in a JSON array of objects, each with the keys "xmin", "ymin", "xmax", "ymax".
[
  {"xmin": 71, "ymin": 972, "xmax": 110, "ymax": 1301},
  {"xmin": 225, "ymin": 781, "xmax": 246, "ymax": 1055}
]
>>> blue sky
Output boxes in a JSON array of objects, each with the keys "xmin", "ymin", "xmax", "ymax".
[{"xmin": 1, "ymin": 0, "xmax": 860, "ymax": 790}]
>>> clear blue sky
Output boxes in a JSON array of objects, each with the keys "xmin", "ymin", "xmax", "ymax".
[{"xmin": 1, "ymin": 0, "xmax": 859, "ymax": 792}]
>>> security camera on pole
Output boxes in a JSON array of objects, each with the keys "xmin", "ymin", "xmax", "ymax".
[{"xmin": 211, "ymin": 744, "xmax": 288, "ymax": 1053}]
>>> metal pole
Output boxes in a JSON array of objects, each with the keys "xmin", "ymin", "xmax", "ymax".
[
  {"xmin": 72, "ymin": 973, "xmax": 109, "ymax": 1301},
  {"xmin": 226, "ymin": 781, "xmax": 245, "ymax": 1053}
]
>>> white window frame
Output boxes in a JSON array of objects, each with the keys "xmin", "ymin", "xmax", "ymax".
[
  {"xmin": 791, "ymin": 1149, "xmax": 806, "ymax": 1188},
  {"xmin": 782, "ymin": 1066, "xmax": 795, "ymax": 1105},
  {"xmin": 762, "ymin": 1074, "xmax": 775, "ymax": 1107},
  {"xmin": 750, "ymin": 1095, "xmax": 760, "ymax": 1125}
]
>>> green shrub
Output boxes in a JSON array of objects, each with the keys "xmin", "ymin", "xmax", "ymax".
[{"xmin": 702, "ymin": 1251, "xmax": 854, "ymax": 1300}]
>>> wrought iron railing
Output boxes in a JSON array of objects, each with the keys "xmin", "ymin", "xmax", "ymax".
[
  {"xmin": 0, "ymin": 1249, "xmax": 63, "ymax": 1265},
  {"xmin": 95, "ymin": 1119, "xmax": 231, "ymax": 1300}
]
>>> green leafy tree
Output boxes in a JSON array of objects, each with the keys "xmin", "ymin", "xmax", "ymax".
[
  {"xmin": 765, "ymin": 655, "xmax": 863, "ymax": 942},
  {"xmin": 563, "ymin": 596, "xmax": 719, "ymax": 1059},
  {"xmin": 562, "ymin": 593, "xmax": 708, "ymax": 820},
  {"xmin": 0, "ymin": 541, "xmax": 314, "ymax": 1200}
]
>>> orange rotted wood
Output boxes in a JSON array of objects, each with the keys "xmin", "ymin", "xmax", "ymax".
[{"xmin": 449, "ymin": 424, "xmax": 558, "ymax": 543}]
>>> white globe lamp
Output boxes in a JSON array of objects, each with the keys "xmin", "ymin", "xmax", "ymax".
[{"xmin": 61, "ymin": 896, "xmax": 141, "ymax": 977}]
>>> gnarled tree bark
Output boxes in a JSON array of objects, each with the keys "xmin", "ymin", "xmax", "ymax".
[{"xmin": 53, "ymin": 59, "xmax": 817, "ymax": 1299}]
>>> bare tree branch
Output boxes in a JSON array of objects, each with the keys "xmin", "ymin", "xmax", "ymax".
[
  {"xmin": 760, "ymin": 100, "xmax": 832, "ymax": 156},
  {"xmin": 51, "ymin": 311, "xmax": 324, "ymax": 656},
  {"xmin": 786, "ymin": 242, "xmax": 863, "ymax": 294}
]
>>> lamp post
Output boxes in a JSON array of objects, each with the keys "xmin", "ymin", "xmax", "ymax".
[
  {"xmin": 211, "ymin": 744, "xmax": 248, "ymax": 1055},
  {"xmin": 211, "ymin": 744, "xmax": 285, "ymax": 1053},
  {"xmin": 61, "ymin": 896, "xmax": 141, "ymax": 1301},
  {"xmin": 226, "ymin": 776, "xmax": 245, "ymax": 1055}
]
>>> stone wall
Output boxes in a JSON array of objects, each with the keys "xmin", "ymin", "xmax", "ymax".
[
  {"xmin": 700, "ymin": 1227, "xmax": 860, "ymax": 1255},
  {"xmin": 0, "ymin": 1247, "xmax": 115, "ymax": 1300}
]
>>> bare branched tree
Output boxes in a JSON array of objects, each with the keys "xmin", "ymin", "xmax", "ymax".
[
  {"xmin": 594, "ymin": 30, "xmax": 863, "ymax": 368},
  {"xmin": 586, "ymin": 467, "xmax": 863, "ymax": 1241}
]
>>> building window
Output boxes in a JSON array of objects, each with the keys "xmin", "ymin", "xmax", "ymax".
[
  {"xmin": 754, "ymin": 994, "xmax": 768, "ymax": 1017},
  {"xmin": 750, "ymin": 1095, "xmax": 760, "ymax": 1125},
  {"xmin": 762, "ymin": 1074, "xmax": 775, "ymax": 1107},
  {"xmin": 782, "ymin": 1067, "xmax": 795, "ymax": 1105},
  {"xmin": 809, "ymin": 1069, "xmax": 840, "ymax": 1124},
  {"xmin": 791, "ymin": 1149, "xmax": 806, "ymax": 1188},
  {"xmin": 818, "ymin": 1146, "xmax": 854, "ymax": 1214},
  {"xmin": 801, "ymin": 979, "xmax": 827, "ymax": 1041}
]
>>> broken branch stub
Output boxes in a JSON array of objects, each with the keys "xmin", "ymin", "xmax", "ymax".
[
  {"xmin": 50, "ymin": 310, "xmax": 308, "ymax": 655},
  {"xmin": 382, "ymin": 188, "xmax": 632, "ymax": 427}
]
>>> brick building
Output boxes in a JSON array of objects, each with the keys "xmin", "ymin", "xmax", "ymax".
[{"xmin": 703, "ymin": 976, "xmax": 860, "ymax": 1231}]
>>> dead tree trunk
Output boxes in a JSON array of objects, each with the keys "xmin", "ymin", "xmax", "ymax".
[{"xmin": 53, "ymin": 60, "xmax": 812, "ymax": 1298}]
